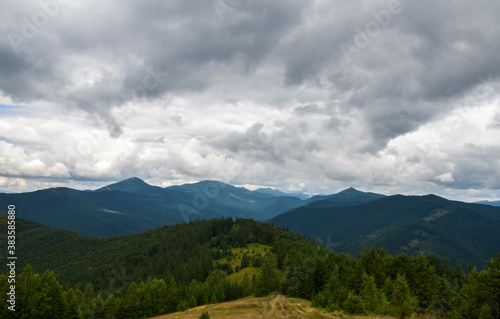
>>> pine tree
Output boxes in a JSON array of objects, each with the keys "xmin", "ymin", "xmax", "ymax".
[
  {"xmin": 39, "ymin": 270, "xmax": 66, "ymax": 318},
  {"xmin": 256, "ymin": 253, "xmax": 281, "ymax": 296},
  {"xmin": 242, "ymin": 273, "xmax": 252, "ymax": 297},
  {"xmin": 79, "ymin": 282, "xmax": 97, "ymax": 319},
  {"xmin": 17, "ymin": 264, "xmax": 41, "ymax": 317},
  {"xmin": 375, "ymin": 290, "xmax": 392, "ymax": 315},
  {"xmin": 483, "ymin": 254, "xmax": 500, "ymax": 318},
  {"xmin": 205, "ymin": 270, "xmax": 227, "ymax": 302},
  {"xmin": 63, "ymin": 288, "xmax": 83, "ymax": 319},
  {"xmin": 430, "ymin": 275, "xmax": 456, "ymax": 316},
  {"xmin": 240, "ymin": 253, "xmax": 250, "ymax": 269},
  {"xmin": 343, "ymin": 292, "xmax": 365, "ymax": 314},
  {"xmin": 199, "ymin": 311, "xmax": 210, "ymax": 319},
  {"xmin": 326, "ymin": 263, "xmax": 346, "ymax": 310},
  {"xmin": 361, "ymin": 274, "xmax": 378, "ymax": 312},
  {"xmin": 454, "ymin": 261, "xmax": 464, "ymax": 288},
  {"xmin": 119, "ymin": 282, "xmax": 141, "ymax": 319},
  {"xmin": 391, "ymin": 274, "xmax": 418, "ymax": 319},
  {"xmin": 94, "ymin": 294, "xmax": 105, "ymax": 319},
  {"xmin": 102, "ymin": 294, "xmax": 121, "ymax": 319},
  {"xmin": 382, "ymin": 277, "xmax": 393, "ymax": 300}
]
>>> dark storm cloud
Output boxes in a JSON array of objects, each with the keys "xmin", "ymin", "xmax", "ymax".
[
  {"xmin": 210, "ymin": 121, "xmax": 320, "ymax": 164},
  {"xmin": 1, "ymin": 0, "xmax": 500, "ymax": 197},
  {"xmin": 1, "ymin": 0, "xmax": 311, "ymax": 135},
  {"xmin": 279, "ymin": 0, "xmax": 500, "ymax": 150},
  {"xmin": 2, "ymin": 0, "xmax": 498, "ymax": 144}
]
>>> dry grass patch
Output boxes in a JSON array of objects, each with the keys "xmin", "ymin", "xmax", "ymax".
[{"xmin": 149, "ymin": 295, "xmax": 340, "ymax": 319}]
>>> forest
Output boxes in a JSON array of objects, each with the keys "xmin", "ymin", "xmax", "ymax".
[{"xmin": 0, "ymin": 217, "xmax": 499, "ymax": 318}]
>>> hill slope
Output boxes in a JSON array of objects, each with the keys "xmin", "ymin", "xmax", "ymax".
[
  {"xmin": 3, "ymin": 217, "xmax": 499, "ymax": 318},
  {"xmin": 271, "ymin": 194, "xmax": 500, "ymax": 267},
  {"xmin": 0, "ymin": 217, "xmax": 314, "ymax": 290}
]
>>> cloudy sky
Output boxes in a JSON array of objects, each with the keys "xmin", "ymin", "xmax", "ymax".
[{"xmin": 1, "ymin": 0, "xmax": 500, "ymax": 201}]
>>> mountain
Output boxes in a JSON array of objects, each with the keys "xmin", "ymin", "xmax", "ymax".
[
  {"xmin": 271, "ymin": 194, "xmax": 500, "ymax": 267},
  {"xmin": 166, "ymin": 180, "xmax": 306, "ymax": 220},
  {"xmin": 0, "ymin": 186, "xmax": 190, "ymax": 237},
  {"xmin": 474, "ymin": 200, "xmax": 500, "ymax": 206},
  {"xmin": 0, "ymin": 178, "xmax": 306, "ymax": 237},
  {"xmin": 95, "ymin": 177, "xmax": 165, "ymax": 195},
  {"xmin": 304, "ymin": 187, "xmax": 385, "ymax": 207},
  {"xmin": 255, "ymin": 187, "xmax": 311, "ymax": 200}
]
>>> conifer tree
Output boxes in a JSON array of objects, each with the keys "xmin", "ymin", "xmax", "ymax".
[
  {"xmin": 343, "ymin": 292, "xmax": 365, "ymax": 314},
  {"xmin": 256, "ymin": 252, "xmax": 281, "ymax": 296},
  {"xmin": 16, "ymin": 264, "xmax": 40, "ymax": 317},
  {"xmin": 39, "ymin": 270, "xmax": 66, "ymax": 318},
  {"xmin": 102, "ymin": 294, "xmax": 121, "ymax": 319},
  {"xmin": 391, "ymin": 274, "xmax": 418, "ymax": 319},
  {"xmin": 240, "ymin": 253, "xmax": 250, "ymax": 269},
  {"xmin": 242, "ymin": 273, "xmax": 252, "ymax": 297},
  {"xmin": 360, "ymin": 274, "xmax": 378, "ymax": 312},
  {"xmin": 454, "ymin": 261, "xmax": 464, "ymax": 288},
  {"xmin": 199, "ymin": 311, "xmax": 210, "ymax": 319}
]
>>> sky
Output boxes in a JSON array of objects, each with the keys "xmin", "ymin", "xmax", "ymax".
[{"xmin": 1, "ymin": 0, "xmax": 500, "ymax": 201}]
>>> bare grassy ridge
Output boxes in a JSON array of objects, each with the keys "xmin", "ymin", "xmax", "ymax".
[
  {"xmin": 149, "ymin": 295, "xmax": 339, "ymax": 318},
  {"xmin": 150, "ymin": 295, "xmax": 444, "ymax": 319}
]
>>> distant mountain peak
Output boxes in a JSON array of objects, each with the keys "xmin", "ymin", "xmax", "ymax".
[
  {"xmin": 339, "ymin": 187, "xmax": 359, "ymax": 193},
  {"xmin": 121, "ymin": 177, "xmax": 147, "ymax": 184},
  {"xmin": 95, "ymin": 177, "xmax": 155, "ymax": 193}
]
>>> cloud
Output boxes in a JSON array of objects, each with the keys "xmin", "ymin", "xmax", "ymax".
[
  {"xmin": 1, "ymin": 0, "xmax": 500, "ymax": 201},
  {"xmin": 436, "ymin": 172, "xmax": 454, "ymax": 184}
]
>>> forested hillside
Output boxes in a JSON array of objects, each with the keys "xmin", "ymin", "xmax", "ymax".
[
  {"xmin": 1, "ymin": 218, "xmax": 499, "ymax": 318},
  {"xmin": 271, "ymin": 194, "xmax": 500, "ymax": 268}
]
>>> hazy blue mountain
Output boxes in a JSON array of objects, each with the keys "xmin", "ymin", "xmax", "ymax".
[
  {"xmin": 271, "ymin": 194, "xmax": 500, "ymax": 267},
  {"xmin": 474, "ymin": 200, "xmax": 500, "ymax": 207},
  {"xmin": 255, "ymin": 187, "xmax": 311, "ymax": 200},
  {"xmin": 166, "ymin": 180, "xmax": 305, "ymax": 220},
  {"xmin": 0, "ymin": 178, "xmax": 306, "ymax": 237}
]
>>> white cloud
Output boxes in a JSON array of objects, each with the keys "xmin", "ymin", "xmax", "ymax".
[{"xmin": 436, "ymin": 172, "xmax": 454, "ymax": 183}]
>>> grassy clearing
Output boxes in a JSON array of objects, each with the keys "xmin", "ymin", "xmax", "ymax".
[
  {"xmin": 215, "ymin": 243, "xmax": 271, "ymax": 270},
  {"xmin": 226, "ymin": 266, "xmax": 260, "ymax": 284}
]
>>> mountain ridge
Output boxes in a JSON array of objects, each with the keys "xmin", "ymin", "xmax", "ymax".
[
  {"xmin": 270, "ymin": 193, "xmax": 500, "ymax": 267},
  {"xmin": 2, "ymin": 177, "xmax": 499, "ymax": 268},
  {"xmin": 0, "ymin": 178, "xmax": 309, "ymax": 237},
  {"xmin": 304, "ymin": 187, "xmax": 385, "ymax": 207}
]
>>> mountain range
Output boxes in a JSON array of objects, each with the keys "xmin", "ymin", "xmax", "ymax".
[
  {"xmin": 0, "ymin": 177, "xmax": 306, "ymax": 237},
  {"xmin": 270, "ymin": 193, "xmax": 500, "ymax": 267},
  {"xmin": 474, "ymin": 200, "xmax": 500, "ymax": 206},
  {"xmin": 1, "ymin": 177, "xmax": 499, "ymax": 267}
]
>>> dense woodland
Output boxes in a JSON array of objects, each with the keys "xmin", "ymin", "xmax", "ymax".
[{"xmin": 1, "ymin": 218, "xmax": 499, "ymax": 318}]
